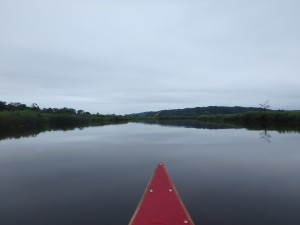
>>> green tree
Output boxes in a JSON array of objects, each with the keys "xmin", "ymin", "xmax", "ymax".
[
  {"xmin": 0, "ymin": 101, "xmax": 7, "ymax": 111},
  {"xmin": 31, "ymin": 103, "xmax": 40, "ymax": 111}
]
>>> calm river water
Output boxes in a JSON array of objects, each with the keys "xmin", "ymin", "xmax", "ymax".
[{"xmin": 0, "ymin": 122, "xmax": 300, "ymax": 225}]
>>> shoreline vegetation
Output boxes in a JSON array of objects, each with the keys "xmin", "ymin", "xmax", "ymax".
[
  {"xmin": 198, "ymin": 111, "xmax": 300, "ymax": 131},
  {"xmin": 130, "ymin": 106, "xmax": 300, "ymax": 132},
  {"xmin": 1, "ymin": 100, "xmax": 300, "ymax": 140},
  {"xmin": 132, "ymin": 111, "xmax": 300, "ymax": 133},
  {"xmin": 0, "ymin": 101, "xmax": 129, "ymax": 140},
  {"xmin": 0, "ymin": 109, "xmax": 128, "ymax": 129}
]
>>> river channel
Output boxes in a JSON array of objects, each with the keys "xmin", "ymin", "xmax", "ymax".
[{"xmin": 0, "ymin": 122, "xmax": 300, "ymax": 225}]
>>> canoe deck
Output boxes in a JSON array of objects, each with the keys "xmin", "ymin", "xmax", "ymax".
[{"xmin": 129, "ymin": 163, "xmax": 195, "ymax": 225}]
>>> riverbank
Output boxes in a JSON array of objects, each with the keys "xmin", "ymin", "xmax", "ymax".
[
  {"xmin": 0, "ymin": 110, "xmax": 129, "ymax": 129},
  {"xmin": 197, "ymin": 111, "xmax": 300, "ymax": 130},
  {"xmin": 131, "ymin": 111, "xmax": 300, "ymax": 132}
]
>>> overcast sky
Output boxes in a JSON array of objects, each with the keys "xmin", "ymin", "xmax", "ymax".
[{"xmin": 0, "ymin": 0, "xmax": 299, "ymax": 114}]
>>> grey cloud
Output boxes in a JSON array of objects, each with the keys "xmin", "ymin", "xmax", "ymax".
[{"xmin": 0, "ymin": 0, "xmax": 299, "ymax": 113}]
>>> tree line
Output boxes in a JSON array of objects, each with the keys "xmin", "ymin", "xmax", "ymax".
[
  {"xmin": 131, "ymin": 106, "xmax": 267, "ymax": 117},
  {"xmin": 0, "ymin": 100, "xmax": 128, "ymax": 131},
  {"xmin": 0, "ymin": 101, "xmax": 96, "ymax": 115}
]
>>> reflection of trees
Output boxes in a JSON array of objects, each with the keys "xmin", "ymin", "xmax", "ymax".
[
  {"xmin": 139, "ymin": 119, "xmax": 238, "ymax": 129},
  {"xmin": 259, "ymin": 130, "xmax": 271, "ymax": 143},
  {"xmin": 135, "ymin": 118, "xmax": 300, "ymax": 134},
  {"xmin": 0, "ymin": 122, "xmax": 128, "ymax": 141}
]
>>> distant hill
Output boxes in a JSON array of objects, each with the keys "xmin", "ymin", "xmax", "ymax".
[{"xmin": 131, "ymin": 106, "xmax": 267, "ymax": 117}]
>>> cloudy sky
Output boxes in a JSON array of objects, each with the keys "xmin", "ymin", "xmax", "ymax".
[{"xmin": 0, "ymin": 0, "xmax": 299, "ymax": 114}]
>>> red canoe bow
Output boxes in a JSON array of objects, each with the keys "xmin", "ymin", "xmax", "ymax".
[{"xmin": 129, "ymin": 163, "xmax": 195, "ymax": 225}]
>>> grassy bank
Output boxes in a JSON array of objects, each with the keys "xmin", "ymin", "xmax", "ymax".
[
  {"xmin": 0, "ymin": 110, "xmax": 129, "ymax": 140},
  {"xmin": 0, "ymin": 110, "xmax": 128, "ymax": 129},
  {"xmin": 196, "ymin": 111, "xmax": 300, "ymax": 131},
  {"xmin": 130, "ymin": 111, "xmax": 300, "ymax": 132}
]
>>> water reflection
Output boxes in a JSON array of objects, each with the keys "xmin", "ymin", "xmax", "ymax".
[
  {"xmin": 0, "ymin": 122, "xmax": 128, "ymax": 141},
  {"xmin": 136, "ymin": 119, "xmax": 300, "ymax": 134},
  {"xmin": 0, "ymin": 123, "xmax": 300, "ymax": 225},
  {"xmin": 139, "ymin": 119, "xmax": 238, "ymax": 129},
  {"xmin": 259, "ymin": 130, "xmax": 272, "ymax": 143},
  {"xmin": 1, "ymin": 119, "xmax": 299, "ymax": 141}
]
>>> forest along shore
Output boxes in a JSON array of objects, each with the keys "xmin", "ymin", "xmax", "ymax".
[
  {"xmin": 0, "ymin": 101, "xmax": 129, "ymax": 130},
  {"xmin": 130, "ymin": 106, "xmax": 300, "ymax": 132},
  {"xmin": 1, "ymin": 101, "xmax": 300, "ymax": 136}
]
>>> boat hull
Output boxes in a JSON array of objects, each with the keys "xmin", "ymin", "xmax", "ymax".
[{"xmin": 129, "ymin": 163, "xmax": 195, "ymax": 225}]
